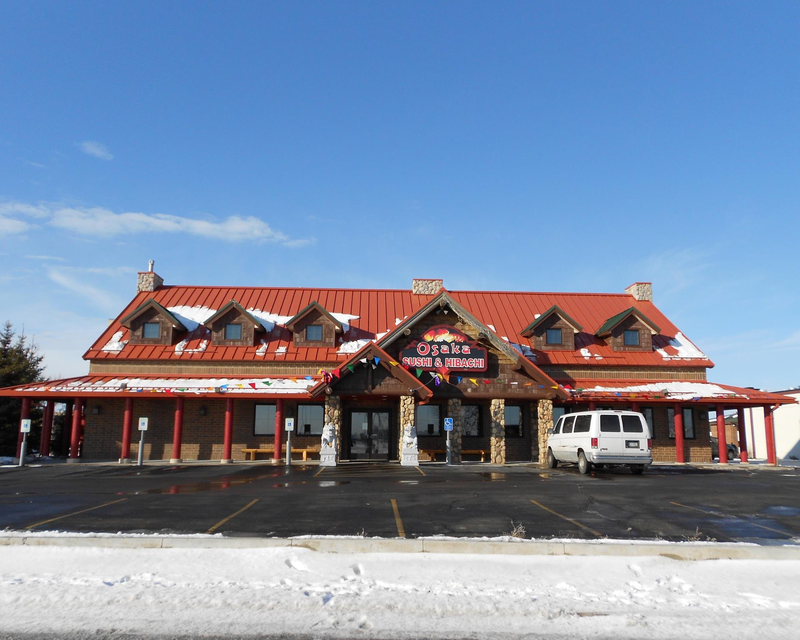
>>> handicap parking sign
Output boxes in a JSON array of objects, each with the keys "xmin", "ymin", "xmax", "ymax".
[{"xmin": 444, "ymin": 418, "xmax": 454, "ymax": 432}]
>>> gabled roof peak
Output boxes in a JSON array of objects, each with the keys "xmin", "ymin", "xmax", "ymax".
[
  {"xmin": 285, "ymin": 301, "xmax": 344, "ymax": 332},
  {"xmin": 596, "ymin": 307, "xmax": 661, "ymax": 336},
  {"xmin": 520, "ymin": 305, "xmax": 583, "ymax": 337}
]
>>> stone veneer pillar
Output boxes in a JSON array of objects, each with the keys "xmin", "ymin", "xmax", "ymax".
[
  {"xmin": 529, "ymin": 401, "xmax": 539, "ymax": 462},
  {"xmin": 490, "ymin": 398, "xmax": 506, "ymax": 464},
  {"xmin": 447, "ymin": 397, "xmax": 462, "ymax": 463},
  {"xmin": 324, "ymin": 395, "xmax": 342, "ymax": 457},
  {"xmin": 537, "ymin": 399, "xmax": 554, "ymax": 465},
  {"xmin": 398, "ymin": 395, "xmax": 415, "ymax": 457}
]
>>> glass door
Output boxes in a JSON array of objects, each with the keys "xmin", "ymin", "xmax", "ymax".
[{"xmin": 348, "ymin": 410, "xmax": 391, "ymax": 460}]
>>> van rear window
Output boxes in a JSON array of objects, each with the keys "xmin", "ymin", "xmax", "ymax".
[
  {"xmin": 562, "ymin": 416, "xmax": 575, "ymax": 434},
  {"xmin": 600, "ymin": 415, "xmax": 621, "ymax": 432},
  {"xmin": 574, "ymin": 415, "xmax": 591, "ymax": 433},
  {"xmin": 622, "ymin": 415, "xmax": 644, "ymax": 433}
]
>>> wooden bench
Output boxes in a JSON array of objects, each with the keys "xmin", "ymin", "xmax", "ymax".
[
  {"xmin": 419, "ymin": 449, "xmax": 488, "ymax": 462},
  {"xmin": 241, "ymin": 446, "xmax": 321, "ymax": 461}
]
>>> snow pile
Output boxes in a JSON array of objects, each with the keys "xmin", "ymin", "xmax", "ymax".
[
  {"xmin": 246, "ymin": 308, "xmax": 294, "ymax": 332},
  {"xmin": 175, "ymin": 339, "xmax": 209, "ymax": 355},
  {"xmin": 338, "ymin": 338, "xmax": 372, "ymax": 354},
  {"xmin": 658, "ymin": 332, "xmax": 708, "ymax": 361},
  {"xmin": 502, "ymin": 337, "xmax": 538, "ymax": 361},
  {"xmin": 275, "ymin": 346, "xmax": 287, "ymax": 355},
  {"xmin": 256, "ymin": 339, "xmax": 268, "ymax": 356},
  {"xmin": 1, "ymin": 546, "xmax": 799, "ymax": 639},
  {"xmin": 583, "ymin": 382, "xmax": 739, "ymax": 400},
  {"xmin": 101, "ymin": 331, "xmax": 127, "ymax": 352},
  {"xmin": 580, "ymin": 347, "xmax": 603, "ymax": 361},
  {"xmin": 167, "ymin": 306, "xmax": 215, "ymax": 331}
]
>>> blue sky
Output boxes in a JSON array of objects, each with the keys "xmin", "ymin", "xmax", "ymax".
[{"xmin": 1, "ymin": 1, "xmax": 797, "ymax": 388}]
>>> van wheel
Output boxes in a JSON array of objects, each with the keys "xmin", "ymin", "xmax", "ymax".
[
  {"xmin": 578, "ymin": 451, "xmax": 591, "ymax": 475},
  {"xmin": 547, "ymin": 448, "xmax": 558, "ymax": 469},
  {"xmin": 630, "ymin": 465, "xmax": 645, "ymax": 475}
]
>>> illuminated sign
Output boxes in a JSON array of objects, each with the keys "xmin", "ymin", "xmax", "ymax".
[{"xmin": 400, "ymin": 325, "xmax": 488, "ymax": 372}]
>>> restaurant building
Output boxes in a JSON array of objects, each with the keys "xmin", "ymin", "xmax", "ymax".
[{"xmin": 1, "ymin": 267, "xmax": 793, "ymax": 465}]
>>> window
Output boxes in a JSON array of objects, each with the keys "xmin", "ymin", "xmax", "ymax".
[
  {"xmin": 225, "ymin": 323, "xmax": 242, "ymax": 340},
  {"xmin": 417, "ymin": 404, "xmax": 441, "ymax": 436},
  {"xmin": 546, "ymin": 328, "xmax": 562, "ymax": 345},
  {"xmin": 600, "ymin": 415, "xmax": 621, "ymax": 432},
  {"xmin": 143, "ymin": 322, "xmax": 160, "ymax": 339},
  {"xmin": 574, "ymin": 415, "xmax": 591, "ymax": 433},
  {"xmin": 622, "ymin": 415, "xmax": 644, "ymax": 433},
  {"xmin": 668, "ymin": 408, "xmax": 696, "ymax": 439},
  {"xmin": 461, "ymin": 405, "xmax": 482, "ymax": 437},
  {"xmin": 254, "ymin": 404, "xmax": 276, "ymax": 435},
  {"xmin": 553, "ymin": 406, "xmax": 568, "ymax": 424},
  {"xmin": 297, "ymin": 404, "xmax": 324, "ymax": 435},
  {"xmin": 306, "ymin": 324, "xmax": 323, "ymax": 341},
  {"xmin": 562, "ymin": 415, "xmax": 575, "ymax": 434},
  {"xmin": 551, "ymin": 417, "xmax": 562, "ymax": 434},
  {"xmin": 642, "ymin": 407, "xmax": 654, "ymax": 438},
  {"xmin": 624, "ymin": 330, "xmax": 640, "ymax": 346},
  {"xmin": 505, "ymin": 405, "xmax": 522, "ymax": 437}
]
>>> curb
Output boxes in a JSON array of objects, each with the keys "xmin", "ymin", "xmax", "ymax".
[{"xmin": 2, "ymin": 535, "xmax": 799, "ymax": 560}]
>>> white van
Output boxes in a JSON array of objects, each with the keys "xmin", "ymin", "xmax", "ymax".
[{"xmin": 547, "ymin": 410, "xmax": 652, "ymax": 475}]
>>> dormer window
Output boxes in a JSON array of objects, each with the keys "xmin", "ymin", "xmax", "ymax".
[
  {"xmin": 546, "ymin": 328, "xmax": 562, "ymax": 345},
  {"xmin": 225, "ymin": 323, "xmax": 242, "ymax": 340},
  {"xmin": 596, "ymin": 307, "xmax": 660, "ymax": 352},
  {"xmin": 624, "ymin": 330, "xmax": 640, "ymax": 346},
  {"xmin": 143, "ymin": 322, "xmax": 160, "ymax": 339},
  {"xmin": 306, "ymin": 324, "xmax": 323, "ymax": 341}
]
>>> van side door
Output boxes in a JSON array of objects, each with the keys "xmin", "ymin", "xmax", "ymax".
[{"xmin": 556, "ymin": 415, "xmax": 575, "ymax": 461}]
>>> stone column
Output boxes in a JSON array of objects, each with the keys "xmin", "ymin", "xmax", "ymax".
[
  {"xmin": 490, "ymin": 398, "xmax": 506, "ymax": 465},
  {"xmin": 399, "ymin": 395, "xmax": 415, "ymax": 457},
  {"xmin": 537, "ymin": 399, "xmax": 553, "ymax": 465},
  {"xmin": 324, "ymin": 395, "xmax": 343, "ymax": 457},
  {"xmin": 447, "ymin": 397, "xmax": 462, "ymax": 463},
  {"xmin": 529, "ymin": 401, "xmax": 539, "ymax": 462}
]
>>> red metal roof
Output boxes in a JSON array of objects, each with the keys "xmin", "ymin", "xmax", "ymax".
[{"xmin": 83, "ymin": 286, "xmax": 715, "ymax": 369}]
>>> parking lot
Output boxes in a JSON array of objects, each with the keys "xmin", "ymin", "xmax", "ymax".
[{"xmin": 1, "ymin": 461, "xmax": 799, "ymax": 543}]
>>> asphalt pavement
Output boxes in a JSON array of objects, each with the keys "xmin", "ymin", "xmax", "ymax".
[{"xmin": 1, "ymin": 460, "xmax": 799, "ymax": 544}]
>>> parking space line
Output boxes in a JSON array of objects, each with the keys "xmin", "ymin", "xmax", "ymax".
[
  {"xmin": 670, "ymin": 501, "xmax": 793, "ymax": 536},
  {"xmin": 391, "ymin": 498, "xmax": 406, "ymax": 538},
  {"xmin": 206, "ymin": 498, "xmax": 259, "ymax": 534},
  {"xmin": 530, "ymin": 499, "xmax": 602, "ymax": 537},
  {"xmin": 25, "ymin": 498, "xmax": 128, "ymax": 530},
  {"xmin": 314, "ymin": 467, "xmax": 325, "ymax": 478},
  {"xmin": 416, "ymin": 467, "xmax": 426, "ymax": 477}
]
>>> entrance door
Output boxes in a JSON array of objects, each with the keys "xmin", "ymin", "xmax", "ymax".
[{"xmin": 349, "ymin": 411, "xmax": 390, "ymax": 460}]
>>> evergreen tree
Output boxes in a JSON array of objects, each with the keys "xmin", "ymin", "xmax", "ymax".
[{"xmin": 0, "ymin": 322, "xmax": 46, "ymax": 456}]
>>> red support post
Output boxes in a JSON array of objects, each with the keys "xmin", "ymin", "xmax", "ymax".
[
  {"xmin": 222, "ymin": 398, "xmax": 234, "ymax": 463},
  {"xmin": 737, "ymin": 407, "xmax": 748, "ymax": 463},
  {"xmin": 764, "ymin": 405, "xmax": 777, "ymax": 465},
  {"xmin": 171, "ymin": 397, "xmax": 184, "ymax": 463},
  {"xmin": 274, "ymin": 399, "xmax": 284, "ymax": 461},
  {"xmin": 120, "ymin": 398, "xmax": 133, "ymax": 462},
  {"xmin": 588, "ymin": 401, "xmax": 597, "ymax": 411},
  {"xmin": 68, "ymin": 398, "xmax": 83, "ymax": 462},
  {"xmin": 631, "ymin": 402, "xmax": 640, "ymax": 412},
  {"xmin": 40, "ymin": 400, "xmax": 54, "ymax": 457},
  {"xmin": 16, "ymin": 398, "xmax": 31, "ymax": 459},
  {"xmin": 62, "ymin": 401, "xmax": 73, "ymax": 456},
  {"xmin": 673, "ymin": 403, "xmax": 685, "ymax": 463},
  {"xmin": 716, "ymin": 404, "xmax": 728, "ymax": 464}
]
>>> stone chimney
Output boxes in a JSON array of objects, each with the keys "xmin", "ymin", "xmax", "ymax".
[
  {"xmin": 625, "ymin": 282, "xmax": 652, "ymax": 302},
  {"xmin": 137, "ymin": 259, "xmax": 164, "ymax": 293},
  {"xmin": 412, "ymin": 278, "xmax": 444, "ymax": 295}
]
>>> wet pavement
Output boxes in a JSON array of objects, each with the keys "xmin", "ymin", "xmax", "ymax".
[{"xmin": 1, "ymin": 461, "xmax": 799, "ymax": 543}]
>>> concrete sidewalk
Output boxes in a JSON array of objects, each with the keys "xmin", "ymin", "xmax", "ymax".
[{"xmin": 2, "ymin": 532, "xmax": 799, "ymax": 560}]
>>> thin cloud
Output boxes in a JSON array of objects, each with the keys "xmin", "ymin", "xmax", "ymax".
[
  {"xmin": 0, "ymin": 216, "xmax": 31, "ymax": 236},
  {"xmin": 0, "ymin": 200, "xmax": 311, "ymax": 246},
  {"xmin": 78, "ymin": 140, "xmax": 113, "ymax": 160},
  {"xmin": 46, "ymin": 269, "xmax": 123, "ymax": 313},
  {"xmin": 25, "ymin": 255, "xmax": 67, "ymax": 262},
  {"xmin": 24, "ymin": 160, "xmax": 47, "ymax": 169}
]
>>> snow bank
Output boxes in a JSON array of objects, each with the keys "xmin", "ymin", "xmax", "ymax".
[
  {"xmin": 1, "ymin": 545, "xmax": 798, "ymax": 639},
  {"xmin": 101, "ymin": 331, "xmax": 127, "ymax": 352},
  {"xmin": 658, "ymin": 332, "xmax": 708, "ymax": 360}
]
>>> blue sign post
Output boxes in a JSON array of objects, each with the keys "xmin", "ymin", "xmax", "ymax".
[{"xmin": 444, "ymin": 418, "xmax": 454, "ymax": 465}]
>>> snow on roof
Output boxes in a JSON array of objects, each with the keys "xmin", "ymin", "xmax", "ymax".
[
  {"xmin": 22, "ymin": 376, "xmax": 318, "ymax": 395},
  {"xmin": 657, "ymin": 331, "xmax": 707, "ymax": 360},
  {"xmin": 101, "ymin": 331, "xmax": 127, "ymax": 353},
  {"xmin": 582, "ymin": 382, "xmax": 738, "ymax": 400}
]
